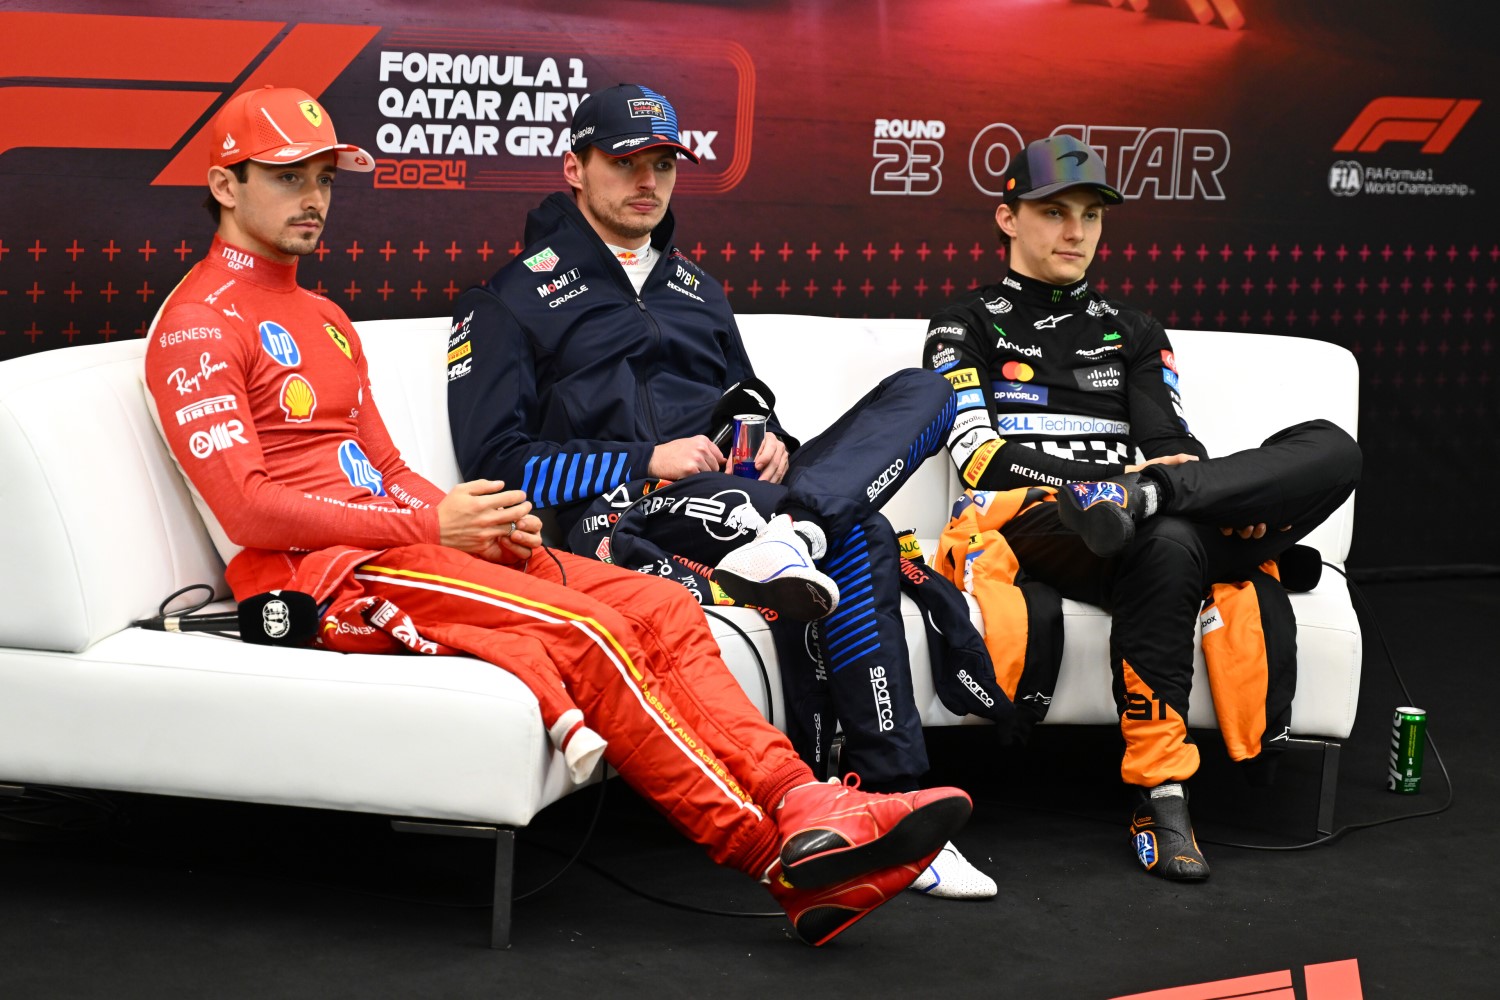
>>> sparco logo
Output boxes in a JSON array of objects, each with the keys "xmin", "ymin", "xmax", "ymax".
[
  {"xmin": 958, "ymin": 669, "xmax": 995, "ymax": 708},
  {"xmin": 866, "ymin": 458, "xmax": 905, "ymax": 501},
  {"xmin": 869, "ymin": 665, "xmax": 895, "ymax": 732}
]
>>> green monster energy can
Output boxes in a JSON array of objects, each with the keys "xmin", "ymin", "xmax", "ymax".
[{"xmin": 1387, "ymin": 706, "xmax": 1427, "ymax": 794}]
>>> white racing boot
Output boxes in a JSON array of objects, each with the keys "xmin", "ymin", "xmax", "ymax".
[
  {"xmin": 907, "ymin": 841, "xmax": 998, "ymax": 900},
  {"xmin": 714, "ymin": 514, "xmax": 839, "ymax": 621}
]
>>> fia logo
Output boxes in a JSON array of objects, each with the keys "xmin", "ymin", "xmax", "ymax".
[{"xmin": 1329, "ymin": 160, "xmax": 1363, "ymax": 197}]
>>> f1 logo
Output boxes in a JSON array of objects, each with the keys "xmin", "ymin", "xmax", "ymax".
[
  {"xmin": 1334, "ymin": 97, "xmax": 1481, "ymax": 154},
  {"xmin": 0, "ymin": 12, "xmax": 378, "ymax": 185}
]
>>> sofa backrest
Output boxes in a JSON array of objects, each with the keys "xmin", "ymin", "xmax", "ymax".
[
  {"xmin": 0, "ymin": 339, "xmax": 227, "ymax": 653},
  {"xmin": 0, "ymin": 314, "xmax": 1356, "ymax": 654},
  {"xmin": 730, "ymin": 315, "xmax": 1359, "ymax": 564}
]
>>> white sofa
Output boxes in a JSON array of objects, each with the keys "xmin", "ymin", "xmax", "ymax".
[{"xmin": 0, "ymin": 314, "xmax": 1360, "ymax": 946}]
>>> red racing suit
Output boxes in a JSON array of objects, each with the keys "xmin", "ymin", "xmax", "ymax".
[{"xmin": 144, "ymin": 236, "xmax": 812, "ymax": 877}]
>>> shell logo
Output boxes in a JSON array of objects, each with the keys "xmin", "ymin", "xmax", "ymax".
[{"xmin": 279, "ymin": 374, "xmax": 318, "ymax": 423}]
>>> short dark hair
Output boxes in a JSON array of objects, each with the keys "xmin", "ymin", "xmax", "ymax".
[{"xmin": 204, "ymin": 161, "xmax": 250, "ymax": 223}]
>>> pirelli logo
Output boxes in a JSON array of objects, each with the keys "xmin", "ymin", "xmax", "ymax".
[{"xmin": 961, "ymin": 438, "xmax": 1001, "ymax": 488}]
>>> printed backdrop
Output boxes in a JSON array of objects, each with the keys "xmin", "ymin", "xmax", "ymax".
[{"xmin": 1, "ymin": 0, "xmax": 1493, "ymax": 570}]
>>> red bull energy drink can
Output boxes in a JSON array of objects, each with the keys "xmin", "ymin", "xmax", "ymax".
[
  {"xmin": 730, "ymin": 414, "xmax": 766, "ymax": 478},
  {"xmin": 1387, "ymin": 706, "xmax": 1427, "ymax": 794}
]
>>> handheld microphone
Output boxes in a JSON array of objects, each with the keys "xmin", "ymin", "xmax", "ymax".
[
  {"xmin": 132, "ymin": 590, "xmax": 320, "ymax": 646},
  {"xmin": 709, "ymin": 378, "xmax": 776, "ymax": 452}
]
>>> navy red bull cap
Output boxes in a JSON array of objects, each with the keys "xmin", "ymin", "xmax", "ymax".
[
  {"xmin": 1002, "ymin": 135, "xmax": 1123, "ymax": 205},
  {"xmin": 568, "ymin": 83, "xmax": 700, "ymax": 163}
]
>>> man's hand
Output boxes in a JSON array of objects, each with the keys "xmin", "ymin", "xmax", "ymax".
[
  {"xmin": 1220, "ymin": 523, "xmax": 1293, "ymax": 540},
  {"xmin": 724, "ymin": 430, "xmax": 789, "ymax": 483},
  {"xmin": 438, "ymin": 479, "xmax": 543, "ymax": 563},
  {"xmin": 1125, "ymin": 453, "xmax": 1200, "ymax": 474},
  {"xmin": 648, "ymin": 436, "xmax": 725, "ymax": 479}
]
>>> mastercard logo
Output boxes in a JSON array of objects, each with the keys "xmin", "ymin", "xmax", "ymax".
[{"xmin": 1001, "ymin": 361, "xmax": 1035, "ymax": 382}]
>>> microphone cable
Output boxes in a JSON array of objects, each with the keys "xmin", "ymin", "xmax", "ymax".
[{"xmin": 140, "ymin": 582, "xmax": 237, "ymax": 639}]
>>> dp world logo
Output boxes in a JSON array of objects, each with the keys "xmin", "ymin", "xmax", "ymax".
[{"xmin": 1329, "ymin": 160, "xmax": 1363, "ymax": 197}]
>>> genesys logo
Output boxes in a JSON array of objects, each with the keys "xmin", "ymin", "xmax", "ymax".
[
  {"xmin": 1, "ymin": 12, "xmax": 752, "ymax": 193},
  {"xmin": 874, "ymin": 121, "xmax": 1232, "ymax": 201},
  {"xmin": 1328, "ymin": 97, "xmax": 1480, "ymax": 199}
]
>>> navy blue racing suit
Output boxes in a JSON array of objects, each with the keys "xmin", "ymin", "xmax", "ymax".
[{"xmin": 448, "ymin": 192, "xmax": 957, "ymax": 790}]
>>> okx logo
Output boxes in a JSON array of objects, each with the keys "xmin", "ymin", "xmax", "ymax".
[
  {"xmin": 0, "ymin": 12, "xmax": 378, "ymax": 185},
  {"xmin": 1335, "ymin": 97, "xmax": 1481, "ymax": 154}
]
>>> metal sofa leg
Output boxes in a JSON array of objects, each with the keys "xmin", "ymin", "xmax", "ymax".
[
  {"xmin": 391, "ymin": 819, "xmax": 516, "ymax": 949},
  {"xmin": 490, "ymin": 827, "xmax": 514, "ymax": 949},
  {"xmin": 1285, "ymin": 738, "xmax": 1341, "ymax": 835}
]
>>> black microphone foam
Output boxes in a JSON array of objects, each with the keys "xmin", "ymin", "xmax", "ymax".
[
  {"xmin": 235, "ymin": 590, "xmax": 320, "ymax": 646},
  {"xmin": 1278, "ymin": 544, "xmax": 1323, "ymax": 593},
  {"xmin": 709, "ymin": 378, "xmax": 776, "ymax": 451}
]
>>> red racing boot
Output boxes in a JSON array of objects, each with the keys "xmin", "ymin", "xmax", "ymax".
[
  {"xmin": 775, "ymin": 775, "xmax": 972, "ymax": 889},
  {"xmin": 765, "ymin": 849, "xmax": 941, "ymax": 947}
]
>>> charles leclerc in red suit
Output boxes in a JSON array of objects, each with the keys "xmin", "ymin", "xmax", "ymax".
[{"xmin": 142, "ymin": 85, "xmax": 972, "ymax": 946}]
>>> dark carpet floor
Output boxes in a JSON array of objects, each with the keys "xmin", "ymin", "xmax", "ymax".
[{"xmin": 2, "ymin": 576, "xmax": 1494, "ymax": 999}]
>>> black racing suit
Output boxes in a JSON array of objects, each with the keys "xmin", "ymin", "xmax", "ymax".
[
  {"xmin": 924, "ymin": 269, "xmax": 1361, "ymax": 787},
  {"xmin": 448, "ymin": 193, "xmax": 958, "ymax": 790}
]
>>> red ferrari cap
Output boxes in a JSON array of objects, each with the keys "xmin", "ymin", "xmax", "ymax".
[{"xmin": 210, "ymin": 86, "xmax": 373, "ymax": 173}]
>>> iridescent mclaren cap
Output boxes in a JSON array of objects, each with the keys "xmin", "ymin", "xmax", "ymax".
[{"xmin": 1002, "ymin": 135, "xmax": 1123, "ymax": 205}]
